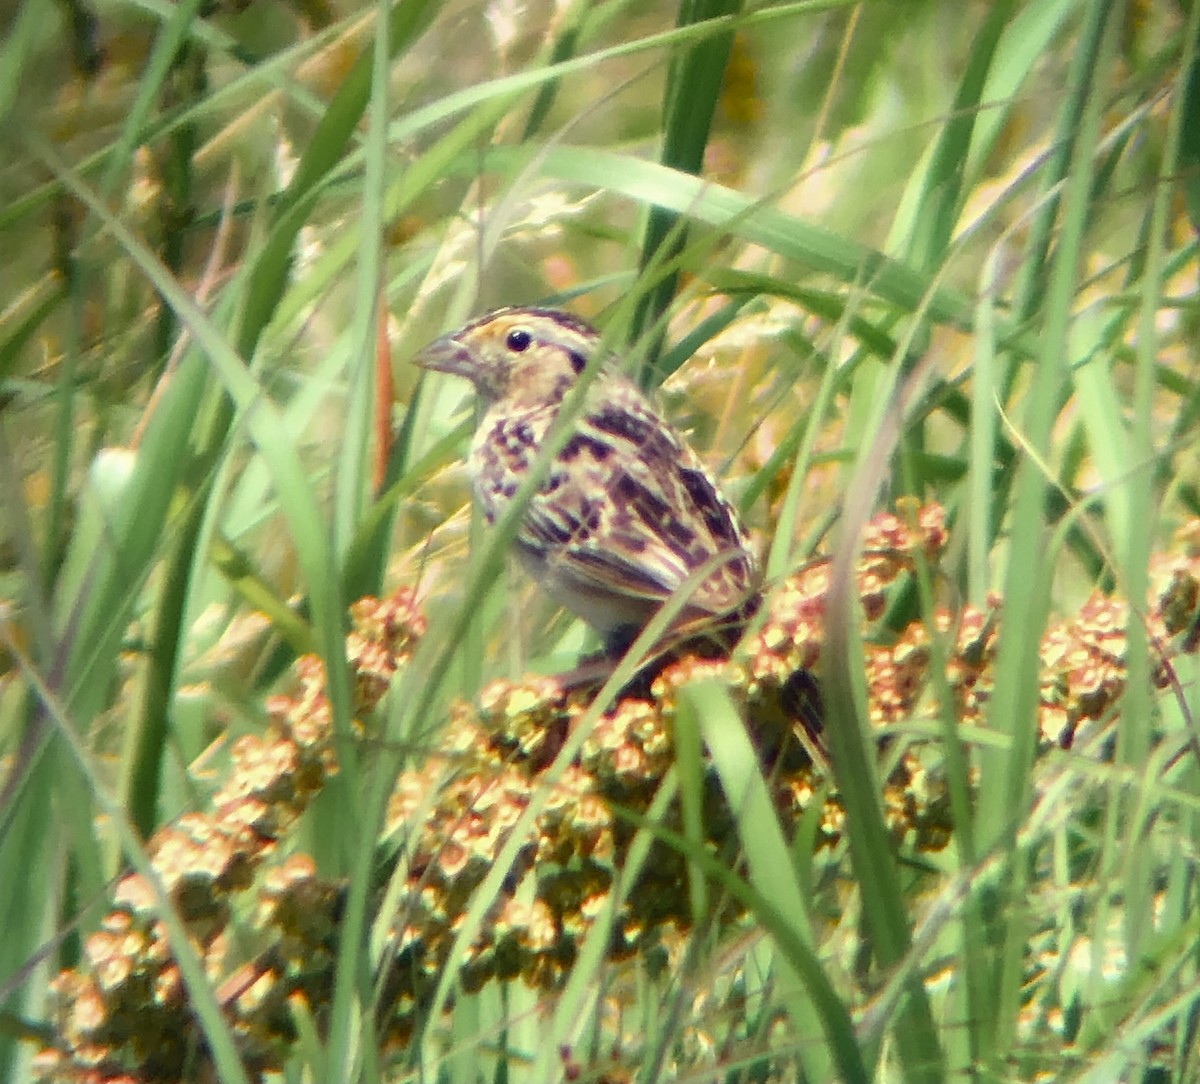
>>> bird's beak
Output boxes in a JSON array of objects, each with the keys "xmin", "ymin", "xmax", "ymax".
[{"xmin": 412, "ymin": 333, "xmax": 473, "ymax": 379}]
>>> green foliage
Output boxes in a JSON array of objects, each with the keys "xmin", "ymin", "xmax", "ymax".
[{"xmin": 2, "ymin": 0, "xmax": 1199, "ymax": 1081}]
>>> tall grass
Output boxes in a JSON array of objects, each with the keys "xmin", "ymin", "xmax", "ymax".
[{"xmin": 2, "ymin": 0, "xmax": 1198, "ymax": 1081}]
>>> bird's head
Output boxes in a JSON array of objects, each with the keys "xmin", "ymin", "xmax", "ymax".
[{"xmin": 414, "ymin": 307, "xmax": 604, "ymax": 407}]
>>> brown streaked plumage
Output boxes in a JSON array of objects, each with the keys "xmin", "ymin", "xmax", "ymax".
[{"xmin": 414, "ymin": 306, "xmax": 758, "ymax": 650}]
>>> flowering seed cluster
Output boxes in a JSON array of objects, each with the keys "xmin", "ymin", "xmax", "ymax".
[{"xmin": 35, "ymin": 507, "xmax": 1200, "ymax": 1083}]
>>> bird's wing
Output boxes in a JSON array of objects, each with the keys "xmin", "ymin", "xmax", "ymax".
[{"xmin": 519, "ymin": 392, "xmax": 755, "ymax": 615}]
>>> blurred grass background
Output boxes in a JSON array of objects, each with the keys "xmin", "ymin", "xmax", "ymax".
[{"xmin": 2, "ymin": 0, "xmax": 1200, "ymax": 1080}]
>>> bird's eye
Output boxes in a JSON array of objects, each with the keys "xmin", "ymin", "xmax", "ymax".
[{"xmin": 506, "ymin": 328, "xmax": 532, "ymax": 353}]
